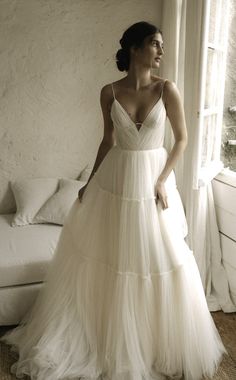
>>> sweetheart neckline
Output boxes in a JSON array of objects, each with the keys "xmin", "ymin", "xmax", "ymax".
[{"xmin": 111, "ymin": 97, "xmax": 164, "ymax": 133}]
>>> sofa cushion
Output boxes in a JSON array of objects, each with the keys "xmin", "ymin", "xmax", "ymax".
[
  {"xmin": 33, "ymin": 178, "xmax": 86, "ymax": 225},
  {"xmin": 78, "ymin": 164, "xmax": 92, "ymax": 181},
  {"xmin": 10, "ymin": 178, "xmax": 59, "ymax": 227},
  {"xmin": 0, "ymin": 282, "xmax": 43, "ymax": 325},
  {"xmin": 0, "ymin": 214, "xmax": 61, "ymax": 287}
]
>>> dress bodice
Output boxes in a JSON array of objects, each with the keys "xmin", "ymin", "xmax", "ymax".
[{"xmin": 110, "ymin": 82, "xmax": 167, "ymax": 151}]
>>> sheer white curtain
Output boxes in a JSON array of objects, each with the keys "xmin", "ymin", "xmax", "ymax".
[
  {"xmin": 159, "ymin": 0, "xmax": 236, "ymax": 312},
  {"xmin": 159, "ymin": 0, "xmax": 186, "ymax": 195}
]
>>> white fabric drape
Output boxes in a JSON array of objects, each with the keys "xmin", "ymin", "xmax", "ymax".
[
  {"xmin": 160, "ymin": 0, "xmax": 186, "ymax": 195},
  {"xmin": 159, "ymin": 0, "xmax": 236, "ymax": 312}
]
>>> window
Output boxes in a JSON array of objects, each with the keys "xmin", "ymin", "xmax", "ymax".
[
  {"xmin": 221, "ymin": 0, "xmax": 236, "ymax": 172},
  {"xmin": 193, "ymin": 0, "xmax": 230, "ymax": 188}
]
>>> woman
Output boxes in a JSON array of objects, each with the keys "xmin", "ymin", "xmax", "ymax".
[{"xmin": 1, "ymin": 21, "xmax": 227, "ymax": 380}]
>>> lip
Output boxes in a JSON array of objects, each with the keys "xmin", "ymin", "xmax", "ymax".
[{"xmin": 155, "ymin": 57, "xmax": 161, "ymax": 62}]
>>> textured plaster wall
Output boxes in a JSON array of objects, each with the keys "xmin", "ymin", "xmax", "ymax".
[{"xmin": 0, "ymin": 0, "xmax": 162, "ymax": 214}]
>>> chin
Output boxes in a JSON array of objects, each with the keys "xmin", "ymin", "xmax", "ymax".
[{"xmin": 152, "ymin": 62, "xmax": 160, "ymax": 69}]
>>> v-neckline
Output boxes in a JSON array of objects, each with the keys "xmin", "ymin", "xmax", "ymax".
[{"xmin": 112, "ymin": 96, "xmax": 164, "ymax": 133}]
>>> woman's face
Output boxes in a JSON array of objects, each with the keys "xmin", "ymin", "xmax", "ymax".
[{"xmin": 133, "ymin": 32, "xmax": 164, "ymax": 69}]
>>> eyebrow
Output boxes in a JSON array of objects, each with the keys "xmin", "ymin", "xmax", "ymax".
[{"xmin": 151, "ymin": 39, "xmax": 164, "ymax": 45}]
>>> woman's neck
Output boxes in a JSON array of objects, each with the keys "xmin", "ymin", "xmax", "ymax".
[{"xmin": 125, "ymin": 63, "xmax": 153, "ymax": 91}]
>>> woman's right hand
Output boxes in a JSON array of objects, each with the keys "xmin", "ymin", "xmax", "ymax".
[{"xmin": 78, "ymin": 184, "xmax": 88, "ymax": 203}]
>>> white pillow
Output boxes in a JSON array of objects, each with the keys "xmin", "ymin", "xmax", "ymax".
[
  {"xmin": 78, "ymin": 164, "xmax": 92, "ymax": 181},
  {"xmin": 33, "ymin": 178, "xmax": 87, "ymax": 225},
  {"xmin": 11, "ymin": 178, "xmax": 59, "ymax": 227}
]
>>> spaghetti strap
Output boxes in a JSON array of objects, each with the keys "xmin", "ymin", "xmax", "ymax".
[
  {"xmin": 160, "ymin": 79, "xmax": 167, "ymax": 99},
  {"xmin": 111, "ymin": 83, "xmax": 116, "ymax": 100}
]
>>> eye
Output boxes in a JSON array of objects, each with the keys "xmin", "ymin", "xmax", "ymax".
[{"xmin": 151, "ymin": 40, "xmax": 164, "ymax": 50}]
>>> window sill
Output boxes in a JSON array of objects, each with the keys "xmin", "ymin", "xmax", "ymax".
[{"xmin": 214, "ymin": 168, "xmax": 236, "ymax": 188}]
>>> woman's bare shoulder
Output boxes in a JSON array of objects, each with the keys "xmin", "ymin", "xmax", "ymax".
[
  {"xmin": 100, "ymin": 79, "xmax": 127, "ymax": 106},
  {"xmin": 101, "ymin": 78, "xmax": 124, "ymax": 91},
  {"xmin": 151, "ymin": 77, "xmax": 180, "ymax": 106},
  {"xmin": 101, "ymin": 83, "xmax": 112, "ymax": 96},
  {"xmin": 152, "ymin": 76, "xmax": 169, "ymax": 96},
  {"xmin": 162, "ymin": 79, "xmax": 180, "ymax": 97},
  {"xmin": 100, "ymin": 83, "xmax": 115, "ymax": 108},
  {"xmin": 152, "ymin": 75, "xmax": 172, "ymax": 85},
  {"xmin": 161, "ymin": 80, "xmax": 183, "ymax": 109}
]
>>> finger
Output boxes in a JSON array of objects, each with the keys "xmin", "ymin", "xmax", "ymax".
[
  {"xmin": 159, "ymin": 197, "xmax": 165, "ymax": 209},
  {"xmin": 154, "ymin": 194, "xmax": 168, "ymax": 209},
  {"xmin": 163, "ymin": 197, "xmax": 168, "ymax": 209},
  {"xmin": 160, "ymin": 196, "xmax": 168, "ymax": 210}
]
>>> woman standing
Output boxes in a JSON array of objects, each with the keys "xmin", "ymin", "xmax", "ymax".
[{"xmin": 1, "ymin": 21, "xmax": 227, "ymax": 380}]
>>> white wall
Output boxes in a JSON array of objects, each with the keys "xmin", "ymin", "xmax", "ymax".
[{"xmin": 0, "ymin": 0, "xmax": 162, "ymax": 214}]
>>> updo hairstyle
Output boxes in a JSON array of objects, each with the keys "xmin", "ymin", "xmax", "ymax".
[{"xmin": 115, "ymin": 21, "xmax": 162, "ymax": 72}]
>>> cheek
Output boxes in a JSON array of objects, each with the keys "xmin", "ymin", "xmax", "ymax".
[
  {"xmin": 142, "ymin": 47, "xmax": 155, "ymax": 58},
  {"xmin": 138, "ymin": 46, "xmax": 155, "ymax": 62},
  {"xmin": 147, "ymin": 46, "xmax": 156, "ymax": 57}
]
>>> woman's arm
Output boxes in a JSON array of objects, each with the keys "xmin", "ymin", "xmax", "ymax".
[
  {"xmin": 155, "ymin": 80, "xmax": 188, "ymax": 209},
  {"xmin": 78, "ymin": 85, "xmax": 115, "ymax": 201}
]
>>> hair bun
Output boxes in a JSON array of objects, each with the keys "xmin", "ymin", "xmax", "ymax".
[{"xmin": 116, "ymin": 48, "xmax": 129, "ymax": 72}]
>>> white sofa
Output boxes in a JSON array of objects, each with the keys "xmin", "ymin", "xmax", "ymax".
[
  {"xmin": 0, "ymin": 213, "xmax": 61, "ymax": 325},
  {"xmin": 0, "ymin": 171, "xmax": 89, "ymax": 326}
]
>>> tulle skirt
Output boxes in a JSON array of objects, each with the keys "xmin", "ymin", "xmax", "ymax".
[{"xmin": 1, "ymin": 146, "xmax": 227, "ymax": 380}]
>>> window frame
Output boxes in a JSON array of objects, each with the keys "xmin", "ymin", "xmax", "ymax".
[{"xmin": 193, "ymin": 0, "xmax": 230, "ymax": 189}]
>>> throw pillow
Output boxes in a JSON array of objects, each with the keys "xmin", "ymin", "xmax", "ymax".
[
  {"xmin": 11, "ymin": 178, "xmax": 59, "ymax": 227},
  {"xmin": 33, "ymin": 178, "xmax": 87, "ymax": 225}
]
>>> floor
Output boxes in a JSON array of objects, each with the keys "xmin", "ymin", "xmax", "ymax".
[{"xmin": 0, "ymin": 311, "xmax": 235, "ymax": 379}]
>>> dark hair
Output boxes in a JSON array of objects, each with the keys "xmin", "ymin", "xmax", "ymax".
[{"xmin": 115, "ymin": 21, "xmax": 162, "ymax": 72}]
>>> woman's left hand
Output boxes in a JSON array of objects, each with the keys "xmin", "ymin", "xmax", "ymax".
[{"xmin": 155, "ymin": 179, "xmax": 168, "ymax": 209}]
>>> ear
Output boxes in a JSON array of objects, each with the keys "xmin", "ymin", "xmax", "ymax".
[{"xmin": 130, "ymin": 45, "xmax": 138, "ymax": 56}]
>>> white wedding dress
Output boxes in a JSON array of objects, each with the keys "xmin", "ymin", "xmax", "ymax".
[{"xmin": 1, "ymin": 80, "xmax": 227, "ymax": 380}]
